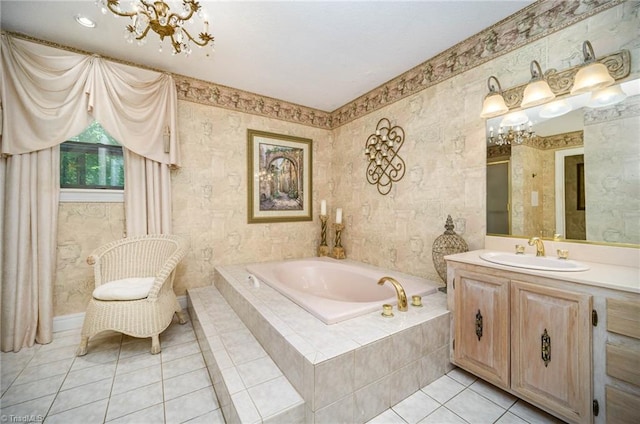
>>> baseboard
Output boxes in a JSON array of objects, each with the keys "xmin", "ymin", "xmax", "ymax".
[{"xmin": 53, "ymin": 295, "xmax": 189, "ymax": 333}]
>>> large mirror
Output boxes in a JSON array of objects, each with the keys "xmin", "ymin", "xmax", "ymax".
[{"xmin": 486, "ymin": 78, "xmax": 640, "ymax": 246}]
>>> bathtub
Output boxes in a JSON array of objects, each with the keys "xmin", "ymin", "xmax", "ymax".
[{"xmin": 245, "ymin": 257, "xmax": 439, "ymax": 324}]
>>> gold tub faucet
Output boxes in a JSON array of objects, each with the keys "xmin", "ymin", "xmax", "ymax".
[
  {"xmin": 378, "ymin": 276, "xmax": 408, "ymax": 312},
  {"xmin": 528, "ymin": 236, "xmax": 545, "ymax": 257}
]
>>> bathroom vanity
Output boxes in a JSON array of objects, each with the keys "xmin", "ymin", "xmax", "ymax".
[{"xmin": 445, "ymin": 249, "xmax": 639, "ymax": 424}]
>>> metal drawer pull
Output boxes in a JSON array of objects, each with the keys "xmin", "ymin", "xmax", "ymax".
[
  {"xmin": 475, "ymin": 309, "xmax": 483, "ymax": 341},
  {"xmin": 541, "ymin": 328, "xmax": 551, "ymax": 367}
]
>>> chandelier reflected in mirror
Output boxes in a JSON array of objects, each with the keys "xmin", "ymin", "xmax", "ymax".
[
  {"xmin": 97, "ymin": 0, "xmax": 214, "ymax": 55},
  {"xmin": 488, "ymin": 122, "xmax": 535, "ymax": 146}
]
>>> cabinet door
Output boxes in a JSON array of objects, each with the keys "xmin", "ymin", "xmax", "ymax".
[
  {"xmin": 511, "ymin": 280, "xmax": 592, "ymax": 424},
  {"xmin": 454, "ymin": 270, "xmax": 510, "ymax": 389}
]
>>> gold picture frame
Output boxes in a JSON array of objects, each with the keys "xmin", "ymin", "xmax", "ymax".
[{"xmin": 247, "ymin": 129, "xmax": 312, "ymax": 223}]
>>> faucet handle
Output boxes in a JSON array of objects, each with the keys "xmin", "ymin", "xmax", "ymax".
[{"xmin": 553, "ymin": 233, "xmax": 562, "ymax": 241}]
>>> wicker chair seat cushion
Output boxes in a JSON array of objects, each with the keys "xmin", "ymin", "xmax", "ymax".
[{"xmin": 92, "ymin": 277, "xmax": 155, "ymax": 301}]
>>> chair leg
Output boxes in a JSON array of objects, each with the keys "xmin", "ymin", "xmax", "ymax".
[
  {"xmin": 76, "ymin": 336, "xmax": 89, "ymax": 356},
  {"xmin": 176, "ymin": 310, "xmax": 187, "ymax": 325},
  {"xmin": 151, "ymin": 335, "xmax": 161, "ymax": 354}
]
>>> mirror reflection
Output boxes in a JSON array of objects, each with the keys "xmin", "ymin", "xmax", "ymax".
[{"xmin": 486, "ymin": 78, "xmax": 640, "ymax": 246}]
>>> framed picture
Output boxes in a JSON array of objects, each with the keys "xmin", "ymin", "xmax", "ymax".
[{"xmin": 247, "ymin": 129, "xmax": 313, "ymax": 223}]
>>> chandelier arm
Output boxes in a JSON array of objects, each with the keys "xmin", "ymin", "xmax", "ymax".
[
  {"xmin": 181, "ymin": 28, "xmax": 199, "ymax": 44},
  {"xmin": 107, "ymin": 0, "xmax": 137, "ymax": 17},
  {"xmin": 181, "ymin": 27, "xmax": 213, "ymax": 47},
  {"xmin": 139, "ymin": 0, "xmax": 154, "ymax": 14},
  {"xmin": 167, "ymin": 0, "xmax": 198, "ymax": 24},
  {"xmin": 169, "ymin": 35, "xmax": 182, "ymax": 53},
  {"xmin": 135, "ymin": 25, "xmax": 153, "ymax": 41}
]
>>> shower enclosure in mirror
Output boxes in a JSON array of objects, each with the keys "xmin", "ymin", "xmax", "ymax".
[{"xmin": 486, "ymin": 78, "xmax": 640, "ymax": 246}]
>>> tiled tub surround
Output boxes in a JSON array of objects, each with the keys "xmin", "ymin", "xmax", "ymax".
[{"xmin": 189, "ymin": 260, "xmax": 450, "ymax": 423}]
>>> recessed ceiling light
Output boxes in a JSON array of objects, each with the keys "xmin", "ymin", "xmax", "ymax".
[{"xmin": 75, "ymin": 15, "xmax": 96, "ymax": 28}]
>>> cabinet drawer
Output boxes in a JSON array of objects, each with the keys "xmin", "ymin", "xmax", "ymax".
[
  {"xmin": 607, "ymin": 298, "xmax": 640, "ymax": 340},
  {"xmin": 607, "ymin": 343, "xmax": 640, "ymax": 387},
  {"xmin": 606, "ymin": 385, "xmax": 640, "ymax": 424}
]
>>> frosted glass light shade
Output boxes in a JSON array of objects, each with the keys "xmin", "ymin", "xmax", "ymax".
[
  {"xmin": 480, "ymin": 92, "xmax": 509, "ymax": 118},
  {"xmin": 588, "ymin": 84, "xmax": 627, "ymax": 108},
  {"xmin": 539, "ymin": 99, "xmax": 572, "ymax": 118},
  {"xmin": 521, "ymin": 80, "xmax": 556, "ymax": 108},
  {"xmin": 571, "ymin": 62, "xmax": 614, "ymax": 95}
]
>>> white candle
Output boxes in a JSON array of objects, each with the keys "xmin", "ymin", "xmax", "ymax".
[
  {"xmin": 336, "ymin": 208, "xmax": 342, "ymax": 224},
  {"xmin": 321, "ymin": 200, "xmax": 327, "ymax": 215}
]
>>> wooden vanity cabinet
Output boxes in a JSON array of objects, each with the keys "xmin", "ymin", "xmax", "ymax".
[
  {"xmin": 453, "ymin": 270, "xmax": 510, "ymax": 389},
  {"xmin": 450, "ymin": 267, "xmax": 593, "ymax": 424}
]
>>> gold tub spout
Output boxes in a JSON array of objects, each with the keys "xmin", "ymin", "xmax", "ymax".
[{"xmin": 378, "ymin": 276, "xmax": 408, "ymax": 312}]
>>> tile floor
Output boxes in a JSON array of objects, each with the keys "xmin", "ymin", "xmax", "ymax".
[{"xmin": 1, "ymin": 317, "xmax": 563, "ymax": 424}]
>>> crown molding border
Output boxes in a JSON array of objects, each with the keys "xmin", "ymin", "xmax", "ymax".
[
  {"xmin": 173, "ymin": 75, "xmax": 332, "ymax": 129},
  {"xmin": 329, "ymin": 0, "xmax": 624, "ymax": 128},
  {"xmin": 3, "ymin": 0, "xmax": 624, "ymax": 130},
  {"xmin": 525, "ymin": 130, "xmax": 584, "ymax": 150}
]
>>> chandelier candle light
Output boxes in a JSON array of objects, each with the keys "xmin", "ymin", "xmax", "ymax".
[
  {"xmin": 332, "ymin": 208, "xmax": 346, "ymax": 259},
  {"xmin": 98, "ymin": 0, "xmax": 214, "ymax": 55},
  {"xmin": 488, "ymin": 121, "xmax": 534, "ymax": 146},
  {"xmin": 318, "ymin": 200, "xmax": 330, "ymax": 257}
]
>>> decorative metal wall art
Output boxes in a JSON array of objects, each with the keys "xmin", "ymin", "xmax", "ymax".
[{"xmin": 364, "ymin": 118, "xmax": 406, "ymax": 195}]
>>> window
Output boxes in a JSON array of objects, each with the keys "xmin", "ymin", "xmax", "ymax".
[{"xmin": 60, "ymin": 122, "xmax": 125, "ymax": 202}]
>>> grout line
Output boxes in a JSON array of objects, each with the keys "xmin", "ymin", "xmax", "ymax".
[{"xmin": 101, "ymin": 332, "xmax": 123, "ymax": 423}]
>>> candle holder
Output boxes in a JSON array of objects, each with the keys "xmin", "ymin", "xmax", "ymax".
[
  {"xmin": 332, "ymin": 223, "xmax": 346, "ymax": 259},
  {"xmin": 318, "ymin": 215, "xmax": 330, "ymax": 256}
]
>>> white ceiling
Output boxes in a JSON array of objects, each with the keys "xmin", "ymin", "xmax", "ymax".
[{"xmin": 1, "ymin": 0, "xmax": 534, "ymax": 112}]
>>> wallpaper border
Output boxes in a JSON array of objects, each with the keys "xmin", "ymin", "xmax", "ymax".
[{"xmin": 4, "ymin": 0, "xmax": 623, "ymax": 130}]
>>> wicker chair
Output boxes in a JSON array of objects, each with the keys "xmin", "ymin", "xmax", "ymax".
[{"xmin": 76, "ymin": 234, "xmax": 188, "ymax": 356}]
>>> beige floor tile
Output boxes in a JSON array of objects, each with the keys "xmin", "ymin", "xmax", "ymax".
[
  {"xmin": 445, "ymin": 389, "xmax": 506, "ymax": 424},
  {"xmin": 46, "ymin": 398, "xmax": 109, "ymax": 423},
  {"xmin": 105, "ymin": 381, "xmax": 163, "ymax": 421},
  {"xmin": 50, "ymin": 378, "xmax": 113, "ymax": 415},
  {"xmin": 164, "ymin": 386, "xmax": 219, "ymax": 424}
]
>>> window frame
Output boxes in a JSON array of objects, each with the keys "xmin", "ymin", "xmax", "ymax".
[{"xmin": 59, "ymin": 124, "xmax": 125, "ymax": 203}]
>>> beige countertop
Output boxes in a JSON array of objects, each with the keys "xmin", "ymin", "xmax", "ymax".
[{"xmin": 446, "ymin": 249, "xmax": 640, "ymax": 294}]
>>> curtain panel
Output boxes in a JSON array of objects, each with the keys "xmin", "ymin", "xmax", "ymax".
[
  {"xmin": 0, "ymin": 34, "xmax": 180, "ymax": 351},
  {"xmin": 0, "ymin": 34, "xmax": 180, "ymax": 166}
]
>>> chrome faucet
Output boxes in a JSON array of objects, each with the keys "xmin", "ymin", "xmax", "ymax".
[
  {"xmin": 378, "ymin": 276, "xmax": 408, "ymax": 311},
  {"xmin": 528, "ymin": 237, "xmax": 545, "ymax": 257}
]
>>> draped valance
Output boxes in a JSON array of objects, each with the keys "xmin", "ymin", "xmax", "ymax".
[{"xmin": 0, "ymin": 34, "xmax": 180, "ymax": 166}]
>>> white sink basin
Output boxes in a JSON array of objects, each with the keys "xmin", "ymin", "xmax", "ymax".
[{"xmin": 480, "ymin": 252, "xmax": 590, "ymax": 272}]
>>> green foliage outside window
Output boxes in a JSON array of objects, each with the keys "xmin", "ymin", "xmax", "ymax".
[{"xmin": 60, "ymin": 122, "xmax": 125, "ymax": 189}]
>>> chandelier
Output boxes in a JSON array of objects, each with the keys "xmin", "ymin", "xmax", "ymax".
[
  {"xmin": 488, "ymin": 122, "xmax": 535, "ymax": 146},
  {"xmin": 97, "ymin": 0, "xmax": 214, "ymax": 55}
]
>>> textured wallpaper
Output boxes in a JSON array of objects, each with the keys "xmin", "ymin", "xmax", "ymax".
[
  {"xmin": 53, "ymin": 2, "xmax": 639, "ymax": 315},
  {"xmin": 584, "ymin": 95, "xmax": 640, "ymax": 244}
]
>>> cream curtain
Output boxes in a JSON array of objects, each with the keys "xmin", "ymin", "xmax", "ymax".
[
  {"xmin": 125, "ymin": 149, "xmax": 173, "ymax": 236},
  {"xmin": 1, "ymin": 34, "xmax": 180, "ymax": 351},
  {"xmin": 1, "ymin": 148, "xmax": 59, "ymax": 352},
  {"xmin": 1, "ymin": 34, "xmax": 180, "ymax": 166}
]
